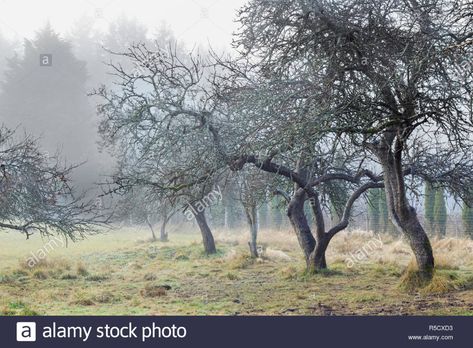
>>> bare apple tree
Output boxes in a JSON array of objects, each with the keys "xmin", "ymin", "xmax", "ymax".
[
  {"xmin": 95, "ymin": 44, "xmax": 226, "ymax": 254},
  {"xmin": 234, "ymin": 0, "xmax": 473, "ymax": 280}
]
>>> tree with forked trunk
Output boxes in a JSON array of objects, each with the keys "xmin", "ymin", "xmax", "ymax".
[
  {"xmin": 233, "ymin": 0, "xmax": 473, "ymax": 280},
  {"xmin": 229, "ymin": 151, "xmax": 386, "ymax": 272},
  {"xmin": 233, "ymin": 168, "xmax": 273, "ymax": 258},
  {"xmin": 94, "ymin": 0, "xmax": 473, "ymax": 280}
]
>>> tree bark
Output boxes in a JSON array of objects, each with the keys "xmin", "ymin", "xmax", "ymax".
[
  {"xmin": 159, "ymin": 205, "xmax": 170, "ymax": 242},
  {"xmin": 245, "ymin": 203, "xmax": 259, "ymax": 258},
  {"xmin": 146, "ymin": 216, "xmax": 157, "ymax": 242},
  {"xmin": 375, "ymin": 135, "xmax": 434, "ymax": 280},
  {"xmin": 308, "ymin": 237, "xmax": 328, "ymax": 272},
  {"xmin": 160, "ymin": 219, "xmax": 168, "ymax": 242},
  {"xmin": 287, "ymin": 189, "xmax": 320, "ymax": 270},
  {"xmin": 192, "ymin": 206, "xmax": 217, "ymax": 254}
]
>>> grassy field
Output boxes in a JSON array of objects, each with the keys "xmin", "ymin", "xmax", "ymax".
[{"xmin": 1, "ymin": 226, "xmax": 473, "ymax": 316}]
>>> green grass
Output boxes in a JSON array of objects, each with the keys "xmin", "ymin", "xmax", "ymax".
[{"xmin": 0, "ymin": 228, "xmax": 472, "ymax": 315}]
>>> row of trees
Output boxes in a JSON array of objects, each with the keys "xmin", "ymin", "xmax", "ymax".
[
  {"xmin": 462, "ymin": 203, "xmax": 473, "ymax": 239},
  {"xmin": 371, "ymin": 183, "xmax": 473, "ymax": 238},
  {"xmin": 0, "ymin": 17, "xmax": 177, "ymax": 192},
  {"xmin": 0, "ymin": 24, "xmax": 107, "ymax": 191},
  {"xmin": 1, "ymin": 1, "xmax": 472, "ymax": 286},
  {"xmin": 94, "ymin": 0, "xmax": 473, "ymax": 283}
]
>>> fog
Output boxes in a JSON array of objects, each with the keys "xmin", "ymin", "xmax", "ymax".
[{"xmin": 0, "ymin": 0, "xmax": 246, "ymax": 192}]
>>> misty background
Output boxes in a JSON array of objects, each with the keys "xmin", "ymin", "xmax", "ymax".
[
  {"xmin": 0, "ymin": 0, "xmax": 464, "ymax": 233},
  {"xmin": 0, "ymin": 0, "xmax": 246, "ymax": 193}
]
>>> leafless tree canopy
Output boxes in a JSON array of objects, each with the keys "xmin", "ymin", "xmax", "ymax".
[
  {"xmin": 95, "ymin": 0, "xmax": 473, "ymax": 279},
  {"xmin": 0, "ymin": 127, "xmax": 107, "ymax": 240}
]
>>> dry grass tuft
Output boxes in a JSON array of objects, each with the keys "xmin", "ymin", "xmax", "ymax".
[
  {"xmin": 61, "ymin": 273, "xmax": 78, "ymax": 280},
  {"xmin": 390, "ymin": 240, "xmax": 411, "ymax": 255},
  {"xmin": 279, "ymin": 266, "xmax": 300, "ymax": 280},
  {"xmin": 227, "ymin": 252, "xmax": 255, "ymax": 270},
  {"xmin": 76, "ymin": 262, "xmax": 89, "ymax": 276},
  {"xmin": 420, "ymin": 273, "xmax": 460, "ymax": 294},
  {"xmin": 94, "ymin": 291, "xmax": 117, "ymax": 304},
  {"xmin": 433, "ymin": 254, "xmax": 459, "ymax": 270},
  {"xmin": 263, "ymin": 248, "xmax": 292, "ymax": 262},
  {"xmin": 71, "ymin": 292, "xmax": 95, "ymax": 306},
  {"xmin": 85, "ymin": 274, "xmax": 109, "ymax": 282},
  {"xmin": 173, "ymin": 251, "xmax": 190, "ymax": 261},
  {"xmin": 224, "ymin": 272, "xmax": 239, "ymax": 280},
  {"xmin": 32, "ymin": 270, "xmax": 48, "ymax": 280},
  {"xmin": 398, "ymin": 263, "xmax": 432, "ymax": 292},
  {"xmin": 399, "ymin": 260, "xmax": 472, "ymax": 295},
  {"xmin": 144, "ymin": 273, "xmax": 157, "ymax": 281},
  {"xmin": 141, "ymin": 284, "xmax": 168, "ymax": 298},
  {"xmin": 431, "ymin": 238, "xmax": 473, "ymax": 269},
  {"xmin": 19, "ymin": 257, "xmax": 71, "ymax": 272}
]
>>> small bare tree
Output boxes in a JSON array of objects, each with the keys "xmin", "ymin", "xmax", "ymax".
[
  {"xmin": 95, "ymin": 44, "xmax": 225, "ymax": 254},
  {"xmin": 233, "ymin": 168, "xmax": 272, "ymax": 258},
  {"xmin": 114, "ymin": 187, "xmax": 176, "ymax": 242}
]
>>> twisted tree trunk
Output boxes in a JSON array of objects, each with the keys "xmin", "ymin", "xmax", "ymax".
[
  {"xmin": 245, "ymin": 203, "xmax": 259, "ymax": 258},
  {"xmin": 192, "ymin": 205, "xmax": 217, "ymax": 255},
  {"xmin": 308, "ymin": 238, "xmax": 328, "ymax": 272},
  {"xmin": 146, "ymin": 216, "xmax": 157, "ymax": 242},
  {"xmin": 375, "ymin": 135, "xmax": 434, "ymax": 281},
  {"xmin": 159, "ymin": 205, "xmax": 171, "ymax": 242},
  {"xmin": 160, "ymin": 219, "xmax": 169, "ymax": 242},
  {"xmin": 286, "ymin": 189, "xmax": 327, "ymax": 271}
]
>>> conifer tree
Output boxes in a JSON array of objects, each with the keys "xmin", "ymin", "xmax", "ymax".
[
  {"xmin": 424, "ymin": 182, "xmax": 436, "ymax": 235},
  {"xmin": 462, "ymin": 201, "xmax": 473, "ymax": 239},
  {"xmin": 433, "ymin": 188, "xmax": 447, "ymax": 238},
  {"xmin": 379, "ymin": 189, "xmax": 391, "ymax": 234},
  {"xmin": 368, "ymin": 189, "xmax": 381, "ymax": 232}
]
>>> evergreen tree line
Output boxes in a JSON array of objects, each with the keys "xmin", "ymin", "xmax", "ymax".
[
  {"xmin": 367, "ymin": 188, "xmax": 396, "ymax": 235},
  {"xmin": 208, "ymin": 197, "xmax": 289, "ymax": 231},
  {"xmin": 368, "ymin": 184, "xmax": 473, "ymax": 239},
  {"xmin": 424, "ymin": 183, "xmax": 447, "ymax": 238},
  {"xmin": 423, "ymin": 183, "xmax": 472, "ymax": 239},
  {"xmin": 0, "ymin": 18, "xmax": 176, "ymax": 193},
  {"xmin": 461, "ymin": 196, "xmax": 473, "ymax": 240}
]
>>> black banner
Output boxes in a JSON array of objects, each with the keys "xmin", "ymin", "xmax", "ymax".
[{"xmin": 3, "ymin": 316, "xmax": 471, "ymax": 348}]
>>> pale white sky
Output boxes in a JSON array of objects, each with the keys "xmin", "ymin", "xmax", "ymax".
[{"xmin": 0, "ymin": 0, "xmax": 248, "ymax": 49}]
